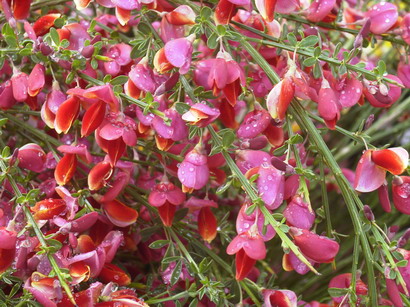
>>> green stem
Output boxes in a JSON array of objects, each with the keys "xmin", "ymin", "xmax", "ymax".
[
  {"xmin": 0, "ymin": 159, "xmax": 76, "ymax": 305},
  {"xmin": 231, "ymin": 21, "xmax": 403, "ymax": 87},
  {"xmin": 286, "ymin": 115, "xmax": 311, "ymax": 205},
  {"xmin": 319, "ymin": 157, "xmax": 332, "ymax": 238},
  {"xmin": 145, "ymin": 291, "xmax": 191, "ymax": 304},
  {"xmin": 349, "ymin": 235, "xmax": 360, "ymax": 306},
  {"xmin": 208, "ymin": 126, "xmax": 320, "ymax": 275},
  {"xmin": 239, "ymin": 37, "xmax": 378, "ymax": 306},
  {"xmin": 277, "ymin": 14, "xmax": 407, "ymax": 46}
]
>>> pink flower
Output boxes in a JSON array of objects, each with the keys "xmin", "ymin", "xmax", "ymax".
[
  {"xmin": 208, "ymin": 50, "xmax": 245, "ymax": 107},
  {"xmin": 392, "ymin": 176, "xmax": 410, "ymax": 215},
  {"xmin": 328, "ymin": 273, "xmax": 368, "ymax": 304},
  {"xmin": 17, "ymin": 143, "xmax": 47, "ymax": 173},
  {"xmin": 236, "ymin": 203, "xmax": 275, "ymax": 241},
  {"xmin": 177, "ymin": 147, "xmax": 209, "ymax": 193},
  {"xmin": 363, "ymin": 75, "xmax": 403, "ymax": 108},
  {"xmin": 182, "ymin": 103, "xmax": 220, "ymax": 127},
  {"xmin": 154, "ymin": 34, "xmax": 195, "ymax": 75},
  {"xmin": 148, "ymin": 180, "xmax": 186, "ymax": 226},
  {"xmin": 364, "ymin": 2, "xmax": 398, "ymax": 35},
  {"xmin": 226, "ymin": 230, "xmax": 266, "ymax": 280},
  {"xmin": 291, "ymin": 228, "xmax": 339, "ymax": 263},
  {"xmin": 283, "ymin": 196, "xmax": 315, "ymax": 230},
  {"xmin": 306, "ymin": 0, "xmax": 336, "ymax": 23},
  {"xmin": 262, "ymin": 289, "xmax": 298, "ymax": 307},
  {"xmin": 354, "ymin": 148, "xmax": 408, "ymax": 193}
]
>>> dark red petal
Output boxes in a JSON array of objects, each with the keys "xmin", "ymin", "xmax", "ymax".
[
  {"xmin": 12, "ymin": 0, "xmax": 31, "ymax": 20},
  {"xmin": 198, "ymin": 207, "xmax": 218, "ymax": 243},
  {"xmin": 103, "ymin": 199, "xmax": 138, "ymax": 227},
  {"xmin": 88, "ymin": 161, "xmax": 113, "ymax": 191},
  {"xmin": 31, "ymin": 198, "xmax": 67, "ymax": 220},
  {"xmin": 81, "ymin": 100, "xmax": 106, "ymax": 137},
  {"xmin": 235, "ymin": 249, "xmax": 256, "ymax": 281},
  {"xmin": 157, "ymin": 202, "xmax": 177, "ymax": 227},
  {"xmin": 98, "ymin": 263, "xmax": 131, "ymax": 286},
  {"xmin": 215, "ymin": 0, "xmax": 237, "ymax": 25},
  {"xmin": 33, "ymin": 13, "xmax": 61, "ymax": 36},
  {"xmin": 55, "ymin": 96, "xmax": 80, "ymax": 134},
  {"xmin": 54, "ymin": 154, "xmax": 77, "ymax": 186}
]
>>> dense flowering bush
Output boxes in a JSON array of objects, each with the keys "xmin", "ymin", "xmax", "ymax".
[{"xmin": 1, "ymin": 0, "xmax": 410, "ymax": 306}]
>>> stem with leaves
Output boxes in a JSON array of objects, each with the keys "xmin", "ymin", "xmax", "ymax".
[{"xmin": 0, "ymin": 159, "xmax": 76, "ymax": 305}]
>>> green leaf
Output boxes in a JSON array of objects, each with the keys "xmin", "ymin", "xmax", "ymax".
[
  {"xmin": 207, "ymin": 32, "xmax": 218, "ymax": 49},
  {"xmin": 299, "ymin": 35, "xmax": 319, "ymax": 48},
  {"xmin": 50, "ymin": 28, "xmax": 60, "ymax": 46},
  {"xmin": 0, "ymin": 118, "xmax": 8, "ymax": 127},
  {"xmin": 222, "ymin": 130, "xmax": 235, "ymax": 148},
  {"xmin": 170, "ymin": 260, "xmax": 183, "ymax": 286},
  {"xmin": 328, "ymin": 287, "xmax": 349, "ymax": 297},
  {"xmin": 149, "ymin": 240, "xmax": 170, "ymax": 249},
  {"xmin": 110, "ymin": 75, "xmax": 129, "ymax": 85},
  {"xmin": 377, "ymin": 60, "xmax": 386, "ymax": 76},
  {"xmin": 287, "ymin": 33, "xmax": 297, "ymax": 46},
  {"xmin": 314, "ymin": 46, "xmax": 321, "ymax": 58},
  {"xmin": 313, "ymin": 62, "xmax": 322, "ymax": 79},
  {"xmin": 216, "ymin": 180, "xmax": 232, "ymax": 195},
  {"xmin": 216, "ymin": 25, "xmax": 227, "ymax": 36},
  {"xmin": 175, "ymin": 102, "xmax": 191, "ymax": 114},
  {"xmin": 288, "ymin": 134, "xmax": 303, "ymax": 144},
  {"xmin": 201, "ymin": 6, "xmax": 212, "ymax": 19},
  {"xmin": 396, "ymin": 260, "xmax": 408, "ymax": 267},
  {"xmin": 245, "ymin": 204, "xmax": 257, "ymax": 215}
]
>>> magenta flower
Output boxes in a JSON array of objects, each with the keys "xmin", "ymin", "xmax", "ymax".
[
  {"xmin": 328, "ymin": 273, "xmax": 368, "ymax": 304},
  {"xmin": 291, "ymin": 227, "xmax": 339, "ymax": 263},
  {"xmin": 148, "ymin": 180, "xmax": 186, "ymax": 226},
  {"xmin": 306, "ymin": 0, "xmax": 336, "ymax": 22},
  {"xmin": 182, "ymin": 103, "xmax": 220, "ymax": 127},
  {"xmin": 17, "ymin": 143, "xmax": 47, "ymax": 173},
  {"xmin": 208, "ymin": 50, "xmax": 245, "ymax": 107},
  {"xmin": 98, "ymin": 112, "xmax": 137, "ymax": 147},
  {"xmin": 236, "ymin": 203, "xmax": 275, "ymax": 241},
  {"xmin": 226, "ymin": 230, "xmax": 266, "ymax": 280},
  {"xmin": 0, "ymin": 81, "xmax": 16, "ymax": 110},
  {"xmin": 128, "ymin": 58, "xmax": 157, "ymax": 98},
  {"xmin": 283, "ymin": 196, "xmax": 315, "ymax": 230},
  {"xmin": 177, "ymin": 147, "xmax": 209, "ymax": 193},
  {"xmin": 364, "ymin": 2, "xmax": 398, "ymax": 35},
  {"xmin": 152, "ymin": 108, "xmax": 188, "ymax": 142},
  {"xmin": 392, "ymin": 176, "xmax": 410, "ymax": 215},
  {"xmin": 318, "ymin": 78, "xmax": 340, "ymax": 130},
  {"xmin": 262, "ymin": 289, "xmax": 298, "ymax": 307},
  {"xmin": 398, "ymin": 61, "xmax": 410, "ymax": 88},
  {"xmin": 283, "ymin": 250, "xmax": 314, "ymax": 275},
  {"xmin": 237, "ymin": 107, "xmax": 271, "ymax": 139},
  {"xmin": 363, "ymin": 75, "xmax": 403, "ymax": 108},
  {"xmin": 154, "ymin": 34, "xmax": 195, "ymax": 75},
  {"xmin": 236, "ymin": 150, "xmax": 271, "ymax": 174},
  {"xmin": 354, "ymin": 148, "xmax": 409, "ymax": 193},
  {"xmin": 246, "ymin": 163, "xmax": 284, "ymax": 210}
]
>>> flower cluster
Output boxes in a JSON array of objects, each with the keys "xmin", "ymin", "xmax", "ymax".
[{"xmin": 0, "ymin": 0, "xmax": 410, "ymax": 306}]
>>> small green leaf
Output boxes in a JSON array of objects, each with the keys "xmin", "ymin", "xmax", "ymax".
[
  {"xmin": 299, "ymin": 35, "xmax": 319, "ymax": 48},
  {"xmin": 222, "ymin": 130, "xmax": 235, "ymax": 148},
  {"xmin": 149, "ymin": 240, "xmax": 170, "ymax": 249},
  {"xmin": 287, "ymin": 33, "xmax": 297, "ymax": 46},
  {"xmin": 110, "ymin": 75, "xmax": 129, "ymax": 85},
  {"xmin": 200, "ymin": 6, "xmax": 212, "ymax": 19},
  {"xmin": 49, "ymin": 28, "xmax": 60, "ymax": 46},
  {"xmin": 314, "ymin": 46, "xmax": 321, "ymax": 58},
  {"xmin": 170, "ymin": 260, "xmax": 183, "ymax": 286},
  {"xmin": 216, "ymin": 25, "xmax": 226, "ymax": 36},
  {"xmin": 175, "ymin": 102, "xmax": 191, "ymax": 114},
  {"xmin": 396, "ymin": 260, "xmax": 408, "ymax": 267},
  {"xmin": 377, "ymin": 60, "xmax": 386, "ymax": 76},
  {"xmin": 207, "ymin": 32, "xmax": 218, "ymax": 49},
  {"xmin": 216, "ymin": 180, "xmax": 232, "ymax": 195},
  {"xmin": 328, "ymin": 287, "xmax": 349, "ymax": 297},
  {"xmin": 288, "ymin": 134, "xmax": 303, "ymax": 144},
  {"xmin": 313, "ymin": 62, "xmax": 322, "ymax": 79}
]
